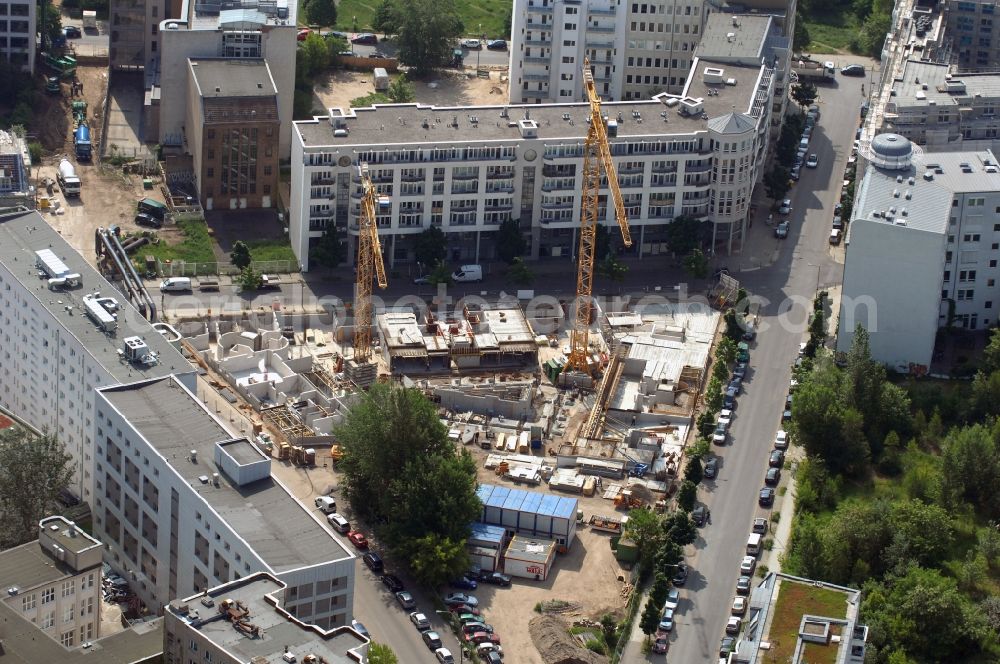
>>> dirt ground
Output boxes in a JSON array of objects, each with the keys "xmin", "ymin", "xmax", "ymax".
[
  {"xmin": 313, "ymin": 69, "xmax": 510, "ymax": 112},
  {"xmin": 34, "ymin": 64, "xmax": 167, "ymax": 265}
]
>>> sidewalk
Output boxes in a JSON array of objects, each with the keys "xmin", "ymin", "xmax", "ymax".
[{"xmin": 764, "ymin": 447, "xmax": 802, "ymax": 573}]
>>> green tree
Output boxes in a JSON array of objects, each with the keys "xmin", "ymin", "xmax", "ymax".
[
  {"xmin": 676, "ymin": 481, "xmax": 697, "ymax": 512},
  {"xmin": 624, "ymin": 507, "xmax": 664, "ymax": 572},
  {"xmin": 496, "ymin": 218, "xmax": 527, "ymax": 264},
  {"xmin": 654, "ymin": 541, "xmax": 683, "ymax": 578},
  {"xmin": 373, "ymin": 0, "xmax": 398, "ymax": 34},
  {"xmin": 239, "ymin": 265, "xmax": 263, "ymax": 290},
  {"xmin": 37, "ymin": 0, "xmax": 62, "ymax": 50},
  {"xmin": 27, "ymin": 142, "xmax": 42, "ymax": 164},
  {"xmin": 764, "ymin": 166, "xmax": 791, "ymax": 204},
  {"xmin": 298, "ymin": 33, "xmax": 333, "ymax": 78},
  {"xmin": 716, "ymin": 337, "xmax": 738, "ymax": 366},
  {"xmin": 597, "ymin": 254, "xmax": 628, "ymax": 281},
  {"xmin": 705, "ymin": 376, "xmax": 724, "ymax": 412},
  {"xmin": 600, "ymin": 613, "xmax": 619, "ymax": 651},
  {"xmin": 784, "ymin": 512, "xmax": 825, "ymax": 579},
  {"xmin": 681, "ymin": 249, "xmax": 708, "ymax": 278},
  {"xmin": 394, "ymin": 0, "xmax": 464, "ymax": 74},
  {"xmin": 978, "ymin": 528, "xmax": 1000, "ymax": 569},
  {"xmin": 639, "ymin": 598, "xmax": 661, "ymax": 638},
  {"xmin": 387, "ymin": 76, "xmax": 416, "ymax": 103},
  {"xmin": 414, "ymin": 226, "xmax": 448, "ymax": 269},
  {"xmin": 335, "ymin": 384, "xmax": 481, "ymax": 582},
  {"xmin": 940, "ymin": 424, "xmax": 1000, "ymax": 517},
  {"xmin": 595, "ymin": 224, "xmax": 611, "ymax": 259},
  {"xmin": 507, "ymin": 257, "xmax": 534, "ymax": 285},
  {"xmin": 981, "ymin": 596, "xmax": 1000, "ymax": 633},
  {"xmin": 368, "ymin": 643, "xmax": 399, "ymax": 664},
  {"xmin": 724, "ymin": 308, "xmax": 743, "ymax": 341},
  {"xmin": 684, "ymin": 455, "xmax": 703, "ymax": 485},
  {"xmin": 793, "ymin": 16, "xmax": 810, "ymax": 51},
  {"xmin": 649, "ymin": 574, "xmax": 669, "ymax": 608},
  {"xmin": 663, "ymin": 511, "xmax": 697, "ymax": 547},
  {"xmin": 230, "ymin": 240, "xmax": 253, "ymax": 269},
  {"xmin": 305, "ymin": 0, "xmax": 337, "ymax": 26},
  {"xmin": 406, "ymin": 532, "xmax": 470, "ymax": 587},
  {"xmin": 858, "ymin": 12, "xmax": 891, "ymax": 57},
  {"xmin": 982, "ymin": 328, "xmax": 1000, "ymax": 374},
  {"xmin": 793, "ymin": 458, "xmax": 841, "ymax": 514},
  {"xmin": 0, "ymin": 429, "xmax": 74, "ymax": 548},
  {"xmin": 791, "ymin": 82, "xmax": 818, "ymax": 110},
  {"xmin": 428, "ymin": 260, "xmax": 453, "ymax": 285},
  {"xmin": 310, "ymin": 225, "xmax": 346, "ymax": 272},
  {"xmin": 663, "ymin": 215, "xmax": 705, "ymax": 255}
]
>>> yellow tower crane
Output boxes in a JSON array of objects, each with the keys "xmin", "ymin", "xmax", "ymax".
[
  {"xmin": 352, "ymin": 163, "xmax": 389, "ymax": 364},
  {"xmin": 567, "ymin": 59, "xmax": 632, "ymax": 374}
]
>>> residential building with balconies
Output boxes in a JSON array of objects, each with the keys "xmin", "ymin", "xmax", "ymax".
[
  {"xmin": 0, "ymin": 0, "xmax": 36, "ymax": 73},
  {"xmin": 291, "ymin": 57, "xmax": 774, "ymax": 270}
]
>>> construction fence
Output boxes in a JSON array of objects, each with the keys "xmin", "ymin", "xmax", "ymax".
[{"xmin": 156, "ymin": 258, "xmax": 300, "ymax": 277}]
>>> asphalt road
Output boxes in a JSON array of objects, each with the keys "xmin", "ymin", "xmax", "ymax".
[
  {"xmin": 344, "ymin": 33, "xmax": 511, "ymax": 68},
  {"xmin": 645, "ymin": 78, "xmax": 866, "ymax": 663}
]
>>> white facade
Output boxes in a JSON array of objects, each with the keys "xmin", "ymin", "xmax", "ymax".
[
  {"xmin": 291, "ymin": 58, "xmax": 773, "ymax": 270},
  {"xmin": 837, "ymin": 139, "xmax": 1000, "ymax": 370},
  {"xmin": 509, "ymin": 0, "xmax": 628, "ymax": 104},
  {"xmin": 622, "ymin": 0, "xmax": 712, "ymax": 99},
  {"xmin": 0, "ymin": 209, "xmax": 195, "ymax": 504},
  {"xmin": 154, "ymin": 0, "xmax": 297, "ymax": 157},
  {"xmin": 0, "ymin": 0, "xmax": 36, "ymax": 73},
  {"xmin": 92, "ymin": 375, "xmax": 356, "ymax": 626}
]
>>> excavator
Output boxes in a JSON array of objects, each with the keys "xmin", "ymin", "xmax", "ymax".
[{"xmin": 567, "ymin": 58, "xmax": 633, "ymax": 374}]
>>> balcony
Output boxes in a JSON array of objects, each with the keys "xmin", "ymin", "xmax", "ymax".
[
  {"xmin": 450, "ymin": 203, "xmax": 477, "ymax": 212},
  {"xmin": 310, "ymin": 174, "xmax": 334, "ymax": 185},
  {"xmin": 524, "ymin": 72, "xmax": 549, "ymax": 81},
  {"xmin": 452, "ymin": 171, "xmax": 479, "ymax": 180},
  {"xmin": 589, "ymin": 6, "xmax": 616, "ymax": 15},
  {"xmin": 585, "ymin": 38, "xmax": 614, "ymax": 48},
  {"xmin": 526, "ymin": 3, "xmax": 553, "ymax": 12},
  {"xmin": 523, "ymin": 89, "xmax": 550, "ymax": 98},
  {"xmin": 685, "ymin": 163, "xmax": 712, "ymax": 173},
  {"xmin": 541, "ymin": 201, "xmax": 574, "ymax": 210},
  {"xmin": 589, "ymin": 56, "xmax": 613, "ymax": 65},
  {"xmin": 524, "ymin": 55, "xmax": 550, "ymax": 64},
  {"xmin": 524, "ymin": 38, "xmax": 550, "ymax": 46},
  {"xmin": 652, "ymin": 163, "xmax": 678, "ymax": 174},
  {"xmin": 484, "ymin": 202, "xmax": 513, "ymax": 211},
  {"xmin": 586, "ymin": 24, "xmax": 616, "ymax": 33},
  {"xmin": 486, "ymin": 183, "xmax": 515, "ymax": 193},
  {"xmin": 618, "ymin": 165, "xmax": 644, "ymax": 175},
  {"xmin": 400, "ymin": 172, "xmax": 424, "ymax": 182},
  {"xmin": 526, "ymin": 21, "xmax": 550, "ymax": 29},
  {"xmin": 486, "ymin": 168, "xmax": 515, "ymax": 179}
]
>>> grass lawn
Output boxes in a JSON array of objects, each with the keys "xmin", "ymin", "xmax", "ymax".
[
  {"xmin": 142, "ymin": 217, "xmax": 217, "ymax": 265},
  {"xmin": 803, "ymin": 13, "xmax": 859, "ymax": 54},
  {"xmin": 334, "ymin": 0, "xmax": 511, "ymax": 37},
  {"xmin": 244, "ymin": 239, "xmax": 298, "ymax": 263},
  {"xmin": 761, "ymin": 581, "xmax": 848, "ymax": 664}
]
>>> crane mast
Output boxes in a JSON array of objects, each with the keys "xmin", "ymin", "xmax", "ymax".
[
  {"xmin": 353, "ymin": 163, "xmax": 389, "ymax": 364},
  {"xmin": 567, "ymin": 59, "xmax": 632, "ymax": 373}
]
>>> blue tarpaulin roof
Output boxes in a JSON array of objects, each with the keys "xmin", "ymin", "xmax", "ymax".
[
  {"xmin": 469, "ymin": 522, "xmax": 506, "ymax": 544},
  {"xmin": 478, "ymin": 484, "xmax": 577, "ymax": 518}
]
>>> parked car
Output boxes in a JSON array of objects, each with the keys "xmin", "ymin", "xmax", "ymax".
[
  {"xmin": 765, "ymin": 467, "xmax": 782, "ymax": 485},
  {"xmin": 720, "ymin": 636, "xmax": 736, "ymax": 656},
  {"xmin": 460, "ymin": 38, "xmax": 482, "ymax": 49},
  {"xmin": 63, "ymin": 25, "xmax": 82, "ymax": 38},
  {"xmin": 381, "ymin": 574, "xmax": 404, "ymax": 592},
  {"xmin": 410, "ymin": 611, "xmax": 431, "ymax": 631},
  {"xmin": 834, "ymin": 202, "xmax": 843, "ymax": 216},
  {"xmin": 759, "ymin": 487, "xmax": 775, "ymax": 506},
  {"xmin": 363, "ymin": 552, "xmax": 384, "ymax": 573},
  {"xmin": 723, "ymin": 386, "xmax": 737, "ymax": 409},
  {"xmin": 733, "ymin": 363, "xmax": 747, "ymax": 379},
  {"xmin": 673, "ymin": 563, "xmax": 689, "ymax": 586},
  {"xmin": 769, "ymin": 450, "xmax": 785, "ymax": 468},
  {"xmin": 348, "ymin": 531, "xmax": 368, "ymax": 549},
  {"xmin": 774, "ymin": 430, "xmax": 788, "ymax": 449},
  {"xmin": 790, "ymin": 165, "xmax": 802, "ymax": 181},
  {"xmin": 753, "ymin": 517, "xmax": 769, "ymax": 534},
  {"xmin": 396, "ymin": 591, "xmax": 416, "ymax": 609},
  {"xmin": 832, "ymin": 215, "xmax": 844, "ymax": 230},
  {"xmin": 712, "ymin": 422, "xmax": 728, "ymax": 445},
  {"xmin": 458, "ymin": 613, "xmax": 482, "ymax": 626},
  {"xmin": 483, "ymin": 649, "xmax": 503, "ymax": 664},
  {"xmin": 325, "ymin": 30, "xmax": 348, "ymax": 39},
  {"xmin": 466, "ymin": 631, "xmax": 501, "ymax": 645},
  {"xmin": 481, "ymin": 572, "xmax": 512, "ymax": 587},
  {"xmin": 806, "ymin": 154, "xmax": 819, "ymax": 168},
  {"xmin": 658, "ymin": 608, "xmax": 675, "ymax": 632},
  {"xmin": 726, "ymin": 616, "xmax": 742, "ymax": 634},
  {"xmin": 717, "ymin": 408, "xmax": 733, "ymax": 428},
  {"xmin": 351, "ymin": 33, "xmax": 378, "ymax": 44},
  {"xmin": 451, "ymin": 576, "xmax": 478, "ymax": 590},
  {"xmin": 423, "ymin": 631, "xmax": 443, "ymax": 649},
  {"xmin": 297, "ymin": 28, "xmax": 311, "ymax": 41},
  {"xmin": 435, "ymin": 648, "xmax": 455, "ymax": 664},
  {"xmin": 784, "ymin": 394, "xmax": 793, "ymax": 420},
  {"xmin": 732, "ymin": 596, "xmax": 747, "ymax": 616},
  {"xmin": 736, "ymin": 575, "xmax": 752, "ymax": 595},
  {"xmin": 462, "ymin": 622, "xmax": 494, "ymax": 635},
  {"xmin": 486, "ymin": 39, "xmax": 507, "ymax": 50},
  {"xmin": 449, "ymin": 604, "xmax": 480, "ymax": 616},
  {"xmin": 692, "ymin": 505, "xmax": 710, "ymax": 527},
  {"xmin": 704, "ymin": 457, "xmax": 719, "ymax": 479},
  {"xmin": 351, "ymin": 620, "xmax": 369, "ymax": 638},
  {"xmin": 740, "ymin": 556, "xmax": 756, "ymax": 575},
  {"xmin": 413, "ymin": 275, "xmax": 432, "ymax": 285},
  {"xmin": 665, "ymin": 588, "xmax": 680, "ymax": 611},
  {"xmin": 841, "ymin": 63, "xmax": 866, "ymax": 76},
  {"xmin": 775, "ymin": 221, "xmax": 789, "ymax": 238},
  {"xmin": 134, "ymin": 213, "xmax": 161, "ymax": 228},
  {"xmin": 444, "ymin": 593, "xmax": 479, "ymax": 607},
  {"xmin": 778, "ymin": 199, "xmax": 792, "ymax": 214},
  {"xmin": 830, "ymin": 228, "xmax": 842, "ymax": 245},
  {"xmin": 653, "ymin": 636, "xmax": 669, "ymax": 653},
  {"xmin": 729, "ymin": 377, "xmax": 742, "ymax": 395}
]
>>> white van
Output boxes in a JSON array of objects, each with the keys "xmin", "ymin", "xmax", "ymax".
[
  {"xmin": 160, "ymin": 277, "xmax": 192, "ymax": 292},
  {"xmin": 314, "ymin": 496, "xmax": 336, "ymax": 514},
  {"xmin": 327, "ymin": 513, "xmax": 350, "ymax": 533},
  {"xmin": 746, "ymin": 532, "xmax": 762, "ymax": 555},
  {"xmin": 451, "ymin": 264, "xmax": 483, "ymax": 282}
]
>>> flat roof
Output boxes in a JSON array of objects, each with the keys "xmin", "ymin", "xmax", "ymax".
[
  {"xmin": 0, "ymin": 541, "xmax": 84, "ymax": 592},
  {"xmin": 477, "ymin": 484, "xmax": 577, "ymax": 519},
  {"xmin": 0, "ymin": 210, "xmax": 189, "ymax": 383},
  {"xmin": 854, "ymin": 148, "xmax": 1000, "ymax": 234},
  {"xmin": 40, "ymin": 516, "xmax": 103, "ymax": 556},
  {"xmin": 98, "ymin": 376, "xmax": 353, "ymax": 572},
  {"xmin": 891, "ymin": 59, "xmax": 1000, "ymax": 109},
  {"xmin": 505, "ymin": 535, "xmax": 555, "ymax": 562},
  {"xmin": 697, "ymin": 13, "xmax": 773, "ymax": 61},
  {"xmin": 219, "ymin": 437, "xmax": 265, "ymax": 465},
  {"xmin": 0, "ymin": 602, "xmax": 162, "ymax": 664},
  {"xmin": 189, "ymin": 58, "xmax": 278, "ymax": 98},
  {"xmin": 171, "ymin": 574, "xmax": 365, "ymax": 663},
  {"xmin": 296, "ymin": 61, "xmax": 767, "ymax": 148}
]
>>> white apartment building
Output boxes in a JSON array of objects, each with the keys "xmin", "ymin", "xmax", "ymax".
[
  {"xmin": 881, "ymin": 59, "xmax": 1000, "ymax": 153},
  {"xmin": 837, "ymin": 134, "xmax": 1000, "ymax": 370},
  {"xmin": 622, "ymin": 0, "xmax": 713, "ymax": 99},
  {"xmin": 291, "ymin": 58, "xmax": 775, "ymax": 271},
  {"xmin": 149, "ymin": 0, "xmax": 297, "ymax": 157},
  {"xmin": 509, "ymin": 0, "xmax": 628, "ymax": 104},
  {"xmin": 0, "ymin": 516, "xmax": 104, "ymax": 649},
  {"xmin": 0, "ymin": 209, "xmax": 195, "ymax": 505},
  {"xmin": 0, "ymin": 0, "xmax": 36, "ymax": 73},
  {"xmin": 164, "ymin": 573, "xmax": 368, "ymax": 664},
  {"xmin": 93, "ymin": 374, "xmax": 356, "ymax": 625}
]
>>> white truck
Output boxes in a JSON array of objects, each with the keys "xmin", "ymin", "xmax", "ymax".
[
  {"xmin": 373, "ymin": 67, "xmax": 389, "ymax": 91},
  {"xmin": 57, "ymin": 158, "xmax": 81, "ymax": 197},
  {"xmin": 791, "ymin": 57, "xmax": 835, "ymax": 82}
]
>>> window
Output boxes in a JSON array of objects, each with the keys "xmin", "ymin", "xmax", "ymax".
[
  {"xmin": 987, "ymin": 301, "xmax": 993, "ymax": 309},
  {"xmin": 942, "ymin": 289, "xmax": 949, "ymax": 299},
  {"xmin": 561, "ymin": 56, "xmax": 574, "ymax": 64},
  {"xmin": 949, "ymin": 235, "xmax": 955, "ymax": 243},
  {"xmin": 41, "ymin": 611, "xmax": 54, "ymax": 629},
  {"xmin": 206, "ymin": 168, "xmax": 214, "ymax": 178},
  {"xmin": 968, "ymin": 197, "xmax": 985, "ymax": 206},
  {"xmin": 61, "ymin": 580, "xmax": 74, "ymax": 597},
  {"xmin": 992, "ymin": 260, "xmax": 998, "ymax": 268},
  {"xmin": 41, "ymin": 588, "xmax": 54, "ymax": 605},
  {"xmin": 63, "ymin": 604, "xmax": 74, "ymax": 623},
  {"xmin": 958, "ymin": 289, "xmax": 975, "ymax": 300},
  {"xmin": 944, "ymin": 270, "xmax": 951, "ymax": 282},
  {"xmin": 960, "ymin": 270, "xmax": 977, "ymax": 282},
  {"xmin": 21, "ymin": 594, "xmax": 36, "ymax": 612},
  {"xmin": 964, "ymin": 233, "xmax": 981, "ymax": 242},
  {"xmin": 60, "ymin": 631, "xmax": 74, "ymax": 647}
]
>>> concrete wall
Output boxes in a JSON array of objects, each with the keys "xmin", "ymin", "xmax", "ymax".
[{"xmin": 434, "ymin": 385, "xmax": 534, "ymax": 419}]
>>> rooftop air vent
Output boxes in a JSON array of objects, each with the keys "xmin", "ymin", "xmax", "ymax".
[{"xmin": 924, "ymin": 171, "xmax": 934, "ymax": 181}]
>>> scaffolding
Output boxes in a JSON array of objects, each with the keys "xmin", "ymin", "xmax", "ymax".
[{"xmin": 260, "ymin": 404, "xmax": 311, "ymax": 441}]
